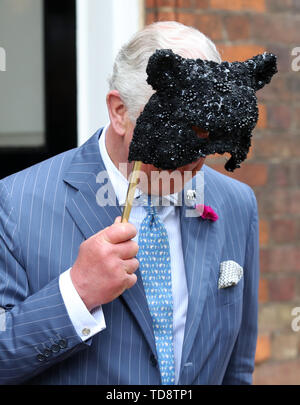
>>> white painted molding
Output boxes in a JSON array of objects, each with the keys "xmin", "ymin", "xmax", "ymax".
[{"xmin": 76, "ymin": 0, "xmax": 144, "ymax": 146}]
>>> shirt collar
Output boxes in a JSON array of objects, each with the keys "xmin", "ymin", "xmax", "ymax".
[{"xmin": 98, "ymin": 124, "xmax": 180, "ymax": 207}]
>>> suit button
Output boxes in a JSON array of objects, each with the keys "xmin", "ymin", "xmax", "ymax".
[
  {"xmin": 37, "ymin": 354, "xmax": 46, "ymax": 362},
  {"xmin": 58, "ymin": 339, "xmax": 67, "ymax": 349},
  {"xmin": 43, "ymin": 348, "xmax": 51, "ymax": 358},
  {"xmin": 150, "ymin": 354, "xmax": 157, "ymax": 367},
  {"xmin": 51, "ymin": 344, "xmax": 60, "ymax": 353}
]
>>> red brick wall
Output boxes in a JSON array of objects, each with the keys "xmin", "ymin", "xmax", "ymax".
[{"xmin": 145, "ymin": 0, "xmax": 300, "ymax": 384}]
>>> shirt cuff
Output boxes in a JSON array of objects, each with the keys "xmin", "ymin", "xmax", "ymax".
[{"xmin": 59, "ymin": 268, "xmax": 106, "ymax": 340}]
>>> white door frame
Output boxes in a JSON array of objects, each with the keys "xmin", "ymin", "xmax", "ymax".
[{"xmin": 76, "ymin": 0, "xmax": 144, "ymax": 145}]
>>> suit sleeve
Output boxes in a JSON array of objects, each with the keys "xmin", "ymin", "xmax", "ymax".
[
  {"xmin": 222, "ymin": 189, "xmax": 260, "ymax": 385},
  {"xmin": 0, "ymin": 181, "xmax": 92, "ymax": 385}
]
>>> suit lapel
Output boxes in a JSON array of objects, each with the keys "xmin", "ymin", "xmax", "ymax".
[
  {"xmin": 63, "ymin": 129, "xmax": 157, "ymax": 357},
  {"xmin": 179, "ymin": 166, "xmax": 221, "ymax": 379}
]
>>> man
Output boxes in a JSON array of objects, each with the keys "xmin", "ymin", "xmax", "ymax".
[{"xmin": 0, "ymin": 21, "xmax": 259, "ymax": 385}]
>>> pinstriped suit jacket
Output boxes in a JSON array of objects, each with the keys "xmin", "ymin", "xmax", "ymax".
[{"xmin": 0, "ymin": 128, "xmax": 259, "ymax": 385}]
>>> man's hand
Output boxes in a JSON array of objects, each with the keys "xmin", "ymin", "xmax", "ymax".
[{"xmin": 70, "ymin": 217, "xmax": 139, "ymax": 311}]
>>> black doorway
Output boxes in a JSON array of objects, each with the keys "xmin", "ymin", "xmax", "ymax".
[{"xmin": 0, "ymin": 0, "xmax": 77, "ymax": 180}]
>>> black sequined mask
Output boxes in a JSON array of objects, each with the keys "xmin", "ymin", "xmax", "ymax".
[{"xmin": 128, "ymin": 49, "xmax": 277, "ymax": 171}]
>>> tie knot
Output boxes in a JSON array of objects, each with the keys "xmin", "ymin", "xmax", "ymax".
[{"xmin": 144, "ymin": 195, "xmax": 157, "ymax": 216}]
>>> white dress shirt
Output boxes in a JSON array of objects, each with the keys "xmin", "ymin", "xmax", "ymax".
[{"xmin": 59, "ymin": 125, "xmax": 189, "ymax": 383}]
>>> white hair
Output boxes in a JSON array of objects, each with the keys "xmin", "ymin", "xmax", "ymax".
[{"xmin": 108, "ymin": 21, "xmax": 222, "ymax": 122}]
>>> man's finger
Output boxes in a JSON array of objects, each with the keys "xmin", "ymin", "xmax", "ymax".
[
  {"xmin": 125, "ymin": 273, "xmax": 137, "ymax": 289},
  {"xmin": 123, "ymin": 258, "xmax": 139, "ymax": 274},
  {"xmin": 114, "ymin": 216, "xmax": 122, "ymax": 224},
  {"xmin": 117, "ymin": 240, "xmax": 139, "ymax": 259},
  {"xmin": 101, "ymin": 222, "xmax": 137, "ymax": 244}
]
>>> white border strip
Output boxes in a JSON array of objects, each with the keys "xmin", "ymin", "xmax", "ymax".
[{"xmin": 76, "ymin": 0, "xmax": 143, "ymax": 146}]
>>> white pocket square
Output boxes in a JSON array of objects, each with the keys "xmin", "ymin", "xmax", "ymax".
[{"xmin": 218, "ymin": 260, "xmax": 243, "ymax": 289}]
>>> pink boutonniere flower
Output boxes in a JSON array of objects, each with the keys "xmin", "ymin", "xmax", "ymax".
[{"xmin": 195, "ymin": 204, "xmax": 219, "ymax": 222}]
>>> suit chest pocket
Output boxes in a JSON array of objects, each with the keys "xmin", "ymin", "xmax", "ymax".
[{"xmin": 217, "ymin": 276, "xmax": 244, "ymax": 306}]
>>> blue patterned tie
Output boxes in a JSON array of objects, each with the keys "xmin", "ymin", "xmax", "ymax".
[{"xmin": 137, "ymin": 197, "xmax": 175, "ymax": 385}]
